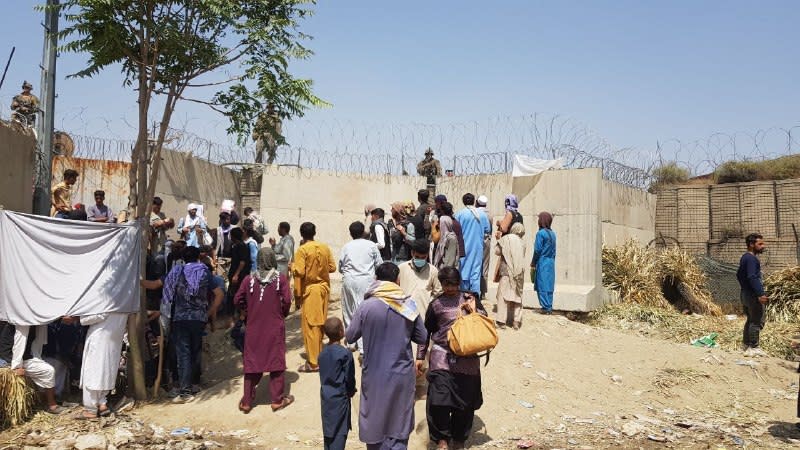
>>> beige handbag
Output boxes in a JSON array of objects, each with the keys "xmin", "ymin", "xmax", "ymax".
[{"xmin": 447, "ymin": 308, "xmax": 499, "ymax": 360}]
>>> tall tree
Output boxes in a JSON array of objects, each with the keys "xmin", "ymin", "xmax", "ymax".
[{"xmin": 54, "ymin": 0, "xmax": 325, "ymax": 400}]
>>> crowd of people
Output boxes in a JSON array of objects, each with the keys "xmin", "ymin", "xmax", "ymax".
[{"xmin": 1, "ymin": 168, "xmax": 568, "ymax": 449}]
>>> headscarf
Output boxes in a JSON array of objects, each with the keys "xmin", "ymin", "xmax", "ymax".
[
  {"xmin": 183, "ymin": 203, "xmax": 202, "ymax": 229},
  {"xmin": 538, "ymin": 211, "xmax": 553, "ymax": 229},
  {"xmin": 390, "ymin": 202, "xmax": 407, "ymax": 220},
  {"xmin": 497, "ymin": 222, "xmax": 527, "ymax": 297},
  {"xmin": 505, "ymin": 194, "xmax": 519, "ymax": 212},
  {"xmin": 254, "ymin": 247, "xmax": 279, "ymax": 284},
  {"xmin": 162, "ymin": 262, "xmax": 208, "ymax": 320},
  {"xmin": 365, "ymin": 280, "xmax": 419, "ymax": 321},
  {"xmin": 433, "ymin": 215, "xmax": 456, "ymax": 266},
  {"xmin": 391, "ymin": 201, "xmax": 416, "ymax": 221}
]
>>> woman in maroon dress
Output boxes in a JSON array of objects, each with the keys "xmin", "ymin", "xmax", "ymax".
[{"xmin": 234, "ymin": 247, "xmax": 294, "ymax": 413}]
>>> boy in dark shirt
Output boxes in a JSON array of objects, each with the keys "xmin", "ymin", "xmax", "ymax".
[
  {"xmin": 318, "ymin": 317, "xmax": 356, "ymax": 450},
  {"xmin": 736, "ymin": 233, "xmax": 769, "ymax": 356}
]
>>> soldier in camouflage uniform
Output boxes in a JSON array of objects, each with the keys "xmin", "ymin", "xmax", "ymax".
[
  {"xmin": 416, "ymin": 147, "xmax": 443, "ymax": 190},
  {"xmin": 252, "ymin": 103, "xmax": 283, "ymax": 164},
  {"xmin": 11, "ymin": 81, "xmax": 40, "ymax": 127}
]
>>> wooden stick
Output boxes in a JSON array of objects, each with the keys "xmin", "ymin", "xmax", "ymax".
[{"xmin": 152, "ymin": 323, "xmax": 166, "ymax": 399}]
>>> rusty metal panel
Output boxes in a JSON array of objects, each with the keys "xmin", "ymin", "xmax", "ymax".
[{"xmin": 51, "ymin": 156, "xmax": 132, "ymax": 215}]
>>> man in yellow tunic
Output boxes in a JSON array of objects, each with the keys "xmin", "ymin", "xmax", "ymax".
[{"xmin": 292, "ymin": 222, "xmax": 336, "ymax": 372}]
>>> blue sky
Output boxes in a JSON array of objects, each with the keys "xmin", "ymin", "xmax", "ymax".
[{"xmin": 1, "ymin": 1, "xmax": 798, "ymax": 169}]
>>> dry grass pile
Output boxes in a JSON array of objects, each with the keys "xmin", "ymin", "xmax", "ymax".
[
  {"xmin": 0, "ymin": 368, "xmax": 36, "ymax": 428},
  {"xmin": 764, "ymin": 266, "xmax": 800, "ymax": 323},
  {"xmin": 587, "ymin": 303, "xmax": 800, "ymax": 360},
  {"xmin": 714, "ymin": 155, "xmax": 800, "ymax": 184},
  {"xmin": 652, "ymin": 367, "xmax": 710, "ymax": 395},
  {"xmin": 658, "ymin": 247, "xmax": 722, "ymax": 316},
  {"xmin": 602, "ymin": 241, "xmax": 669, "ymax": 308},
  {"xmin": 648, "ymin": 162, "xmax": 690, "ymax": 193}
]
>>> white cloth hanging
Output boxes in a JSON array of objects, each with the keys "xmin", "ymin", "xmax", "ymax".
[
  {"xmin": 0, "ymin": 210, "xmax": 141, "ymax": 326},
  {"xmin": 511, "ymin": 155, "xmax": 564, "ymax": 177}
]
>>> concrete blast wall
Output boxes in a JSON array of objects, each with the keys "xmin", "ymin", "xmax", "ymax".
[
  {"xmin": 0, "ymin": 122, "xmax": 36, "ymax": 213},
  {"xmin": 261, "ymin": 167, "xmax": 656, "ymax": 311}
]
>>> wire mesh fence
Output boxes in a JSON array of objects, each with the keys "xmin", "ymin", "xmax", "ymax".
[{"xmin": 696, "ymin": 256, "xmax": 742, "ymax": 313}]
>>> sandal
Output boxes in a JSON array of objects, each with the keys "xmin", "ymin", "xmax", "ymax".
[
  {"xmin": 98, "ymin": 405, "xmax": 112, "ymax": 417},
  {"xmin": 46, "ymin": 405, "xmax": 67, "ymax": 415},
  {"xmin": 72, "ymin": 410, "xmax": 97, "ymax": 420},
  {"xmin": 297, "ymin": 363, "xmax": 319, "ymax": 373},
  {"xmin": 271, "ymin": 395, "xmax": 295, "ymax": 412},
  {"xmin": 238, "ymin": 400, "xmax": 252, "ymax": 414}
]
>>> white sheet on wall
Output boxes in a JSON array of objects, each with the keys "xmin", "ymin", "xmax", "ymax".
[
  {"xmin": 511, "ymin": 155, "xmax": 564, "ymax": 177},
  {"xmin": 0, "ymin": 210, "xmax": 141, "ymax": 326}
]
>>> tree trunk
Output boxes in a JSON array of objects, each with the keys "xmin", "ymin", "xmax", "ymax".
[{"xmin": 125, "ymin": 60, "xmax": 152, "ymax": 402}]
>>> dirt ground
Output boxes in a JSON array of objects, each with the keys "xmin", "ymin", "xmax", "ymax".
[{"xmin": 3, "ymin": 298, "xmax": 799, "ymax": 449}]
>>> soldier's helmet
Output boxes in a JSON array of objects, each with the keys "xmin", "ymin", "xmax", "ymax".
[
  {"xmin": 22, "ymin": 81, "xmax": 33, "ymax": 90},
  {"xmin": 425, "ymin": 147, "xmax": 434, "ymax": 156}
]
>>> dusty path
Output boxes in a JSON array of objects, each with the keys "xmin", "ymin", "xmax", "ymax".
[{"xmin": 127, "ymin": 300, "xmax": 800, "ymax": 449}]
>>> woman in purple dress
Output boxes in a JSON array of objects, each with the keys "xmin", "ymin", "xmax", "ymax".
[
  {"xmin": 416, "ymin": 267, "xmax": 486, "ymax": 450},
  {"xmin": 234, "ymin": 247, "xmax": 294, "ymax": 413}
]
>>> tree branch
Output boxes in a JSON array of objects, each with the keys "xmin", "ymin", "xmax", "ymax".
[
  {"xmin": 186, "ymin": 76, "xmax": 241, "ymax": 88},
  {"xmin": 179, "ymin": 96, "xmax": 226, "ymax": 114}
]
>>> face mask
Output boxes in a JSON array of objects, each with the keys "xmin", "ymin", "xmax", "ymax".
[{"xmin": 412, "ymin": 258, "xmax": 427, "ymax": 269}]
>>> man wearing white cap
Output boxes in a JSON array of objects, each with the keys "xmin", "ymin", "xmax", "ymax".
[
  {"xmin": 178, "ymin": 203, "xmax": 208, "ymax": 248},
  {"xmin": 477, "ymin": 195, "xmax": 491, "ymax": 299}
]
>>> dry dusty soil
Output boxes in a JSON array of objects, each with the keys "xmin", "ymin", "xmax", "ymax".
[{"xmin": 3, "ymin": 298, "xmax": 800, "ymax": 449}]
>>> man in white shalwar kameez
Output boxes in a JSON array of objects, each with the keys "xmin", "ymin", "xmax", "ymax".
[
  {"xmin": 338, "ymin": 222, "xmax": 381, "ymax": 358},
  {"xmin": 10, "ymin": 324, "xmax": 65, "ymax": 414},
  {"xmin": 77, "ymin": 313, "xmax": 129, "ymax": 418}
]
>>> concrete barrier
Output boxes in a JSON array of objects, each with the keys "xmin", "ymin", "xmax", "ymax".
[{"xmin": 260, "ymin": 166, "xmax": 656, "ymax": 311}]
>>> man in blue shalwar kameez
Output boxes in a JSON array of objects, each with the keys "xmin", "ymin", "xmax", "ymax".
[
  {"xmin": 454, "ymin": 193, "xmax": 491, "ymax": 296},
  {"xmin": 531, "ymin": 212, "xmax": 557, "ymax": 313}
]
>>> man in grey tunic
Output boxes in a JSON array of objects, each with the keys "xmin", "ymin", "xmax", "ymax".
[
  {"xmin": 345, "ymin": 262, "xmax": 428, "ymax": 450},
  {"xmin": 338, "ymin": 222, "xmax": 381, "ymax": 357},
  {"xmin": 270, "ymin": 221, "xmax": 295, "ymax": 277}
]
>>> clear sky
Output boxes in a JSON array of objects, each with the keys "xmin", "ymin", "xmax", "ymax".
[{"xmin": 1, "ymin": 1, "xmax": 798, "ymax": 169}]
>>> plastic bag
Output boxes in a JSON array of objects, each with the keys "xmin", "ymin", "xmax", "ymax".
[{"xmin": 691, "ymin": 332, "xmax": 719, "ymax": 348}]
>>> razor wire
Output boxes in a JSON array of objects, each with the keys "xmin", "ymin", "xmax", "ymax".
[
  {"xmin": 32, "ymin": 114, "xmax": 800, "ymax": 190},
  {"xmin": 655, "ymin": 126, "xmax": 800, "ymax": 176}
]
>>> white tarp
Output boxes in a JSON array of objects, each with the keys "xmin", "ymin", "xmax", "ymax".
[
  {"xmin": 0, "ymin": 210, "xmax": 141, "ymax": 326},
  {"xmin": 511, "ymin": 155, "xmax": 564, "ymax": 177}
]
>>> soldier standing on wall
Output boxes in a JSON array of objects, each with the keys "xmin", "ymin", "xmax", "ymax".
[
  {"xmin": 253, "ymin": 103, "xmax": 283, "ymax": 165},
  {"xmin": 10, "ymin": 81, "xmax": 40, "ymax": 127},
  {"xmin": 417, "ymin": 147, "xmax": 443, "ymax": 194}
]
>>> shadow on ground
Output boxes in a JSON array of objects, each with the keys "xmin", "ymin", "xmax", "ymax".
[{"xmin": 767, "ymin": 421, "xmax": 800, "ymax": 443}]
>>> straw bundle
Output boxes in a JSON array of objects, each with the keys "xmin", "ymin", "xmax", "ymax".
[
  {"xmin": 657, "ymin": 247, "xmax": 722, "ymax": 316},
  {"xmin": 764, "ymin": 266, "xmax": 800, "ymax": 323},
  {"xmin": 602, "ymin": 240, "xmax": 669, "ymax": 308},
  {"xmin": 0, "ymin": 368, "xmax": 36, "ymax": 427}
]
